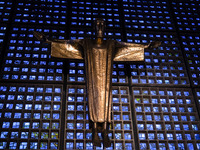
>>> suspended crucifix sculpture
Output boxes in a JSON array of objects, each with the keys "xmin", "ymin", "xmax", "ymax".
[{"xmin": 34, "ymin": 18, "xmax": 160, "ymax": 148}]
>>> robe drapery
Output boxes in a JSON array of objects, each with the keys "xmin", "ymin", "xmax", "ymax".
[{"xmin": 51, "ymin": 39, "xmax": 147, "ymax": 123}]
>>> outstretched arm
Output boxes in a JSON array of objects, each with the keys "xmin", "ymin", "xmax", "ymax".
[
  {"xmin": 114, "ymin": 41, "xmax": 161, "ymax": 61},
  {"xmin": 33, "ymin": 31, "xmax": 83, "ymax": 59}
]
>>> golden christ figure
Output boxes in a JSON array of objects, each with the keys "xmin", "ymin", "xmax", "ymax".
[{"xmin": 34, "ymin": 18, "xmax": 160, "ymax": 147}]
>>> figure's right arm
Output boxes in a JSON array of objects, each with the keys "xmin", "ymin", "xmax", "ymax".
[
  {"xmin": 33, "ymin": 31, "xmax": 83, "ymax": 59},
  {"xmin": 114, "ymin": 41, "xmax": 161, "ymax": 61}
]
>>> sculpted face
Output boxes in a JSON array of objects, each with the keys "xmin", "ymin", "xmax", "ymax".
[{"xmin": 95, "ymin": 18, "xmax": 105, "ymax": 38}]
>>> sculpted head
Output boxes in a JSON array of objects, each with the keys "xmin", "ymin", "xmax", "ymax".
[{"xmin": 94, "ymin": 18, "xmax": 105, "ymax": 38}]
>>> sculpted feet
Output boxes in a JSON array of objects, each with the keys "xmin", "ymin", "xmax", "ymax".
[
  {"xmin": 92, "ymin": 128, "xmax": 101, "ymax": 147},
  {"xmin": 102, "ymin": 130, "xmax": 111, "ymax": 148}
]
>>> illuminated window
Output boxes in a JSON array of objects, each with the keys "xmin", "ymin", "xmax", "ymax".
[{"xmin": 0, "ymin": 1, "xmax": 200, "ymax": 150}]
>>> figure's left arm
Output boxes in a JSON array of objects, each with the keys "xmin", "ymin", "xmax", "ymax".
[
  {"xmin": 33, "ymin": 31, "xmax": 83, "ymax": 59},
  {"xmin": 114, "ymin": 41, "xmax": 161, "ymax": 61}
]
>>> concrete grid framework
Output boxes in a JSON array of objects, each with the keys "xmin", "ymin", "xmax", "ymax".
[{"xmin": 0, "ymin": 0, "xmax": 200, "ymax": 149}]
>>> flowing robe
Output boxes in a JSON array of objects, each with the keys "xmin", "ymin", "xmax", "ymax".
[{"xmin": 51, "ymin": 39, "xmax": 148, "ymax": 123}]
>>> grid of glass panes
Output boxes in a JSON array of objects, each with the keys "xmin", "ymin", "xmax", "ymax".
[
  {"xmin": 71, "ymin": 0, "xmax": 121, "ymax": 28},
  {"xmin": 14, "ymin": 0, "xmax": 68, "ymax": 25},
  {"xmin": 112, "ymin": 86, "xmax": 135, "ymax": 150},
  {"xmin": 66, "ymin": 86, "xmax": 135, "ymax": 150},
  {"xmin": 0, "ymin": 26, "xmax": 64, "ymax": 81},
  {"xmin": 0, "ymin": 84, "xmax": 62, "ymax": 149},
  {"xmin": 132, "ymin": 87, "xmax": 200, "ymax": 150},
  {"xmin": 0, "ymin": 26, "xmax": 6, "ymax": 55},
  {"xmin": 70, "ymin": 28, "xmax": 94, "ymax": 40},
  {"xmin": 112, "ymin": 63, "xmax": 128, "ymax": 84},
  {"xmin": 123, "ymin": 0, "xmax": 175, "ymax": 30},
  {"xmin": 172, "ymin": 1, "xmax": 200, "ymax": 31},
  {"xmin": 0, "ymin": 0, "xmax": 12, "ymax": 23},
  {"xmin": 180, "ymin": 33, "xmax": 200, "ymax": 86},
  {"xmin": 195, "ymin": 89, "xmax": 200, "ymax": 110},
  {"xmin": 66, "ymin": 86, "xmax": 90, "ymax": 150},
  {"xmin": 70, "ymin": 28, "xmax": 123, "ymax": 41},
  {"xmin": 126, "ymin": 31, "xmax": 189, "ymax": 86},
  {"xmin": 104, "ymin": 29, "xmax": 123, "ymax": 41},
  {"xmin": 0, "ymin": 26, "xmax": 6, "ymax": 43},
  {"xmin": 68, "ymin": 62, "xmax": 85, "ymax": 82}
]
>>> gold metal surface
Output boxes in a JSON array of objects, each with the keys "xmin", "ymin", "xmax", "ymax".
[
  {"xmin": 114, "ymin": 41, "xmax": 149, "ymax": 61},
  {"xmin": 51, "ymin": 39, "xmax": 83, "ymax": 59},
  {"xmin": 50, "ymin": 39, "xmax": 149, "ymax": 123},
  {"xmin": 33, "ymin": 23, "xmax": 160, "ymax": 147}
]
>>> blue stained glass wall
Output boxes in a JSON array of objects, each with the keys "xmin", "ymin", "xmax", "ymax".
[
  {"xmin": 172, "ymin": 1, "xmax": 200, "ymax": 31},
  {"xmin": 180, "ymin": 33, "xmax": 200, "ymax": 86},
  {"xmin": 127, "ymin": 31, "xmax": 189, "ymax": 86},
  {"xmin": 71, "ymin": 0, "xmax": 121, "ymax": 28},
  {"xmin": 0, "ymin": 1, "xmax": 12, "ymax": 23},
  {"xmin": 0, "ymin": 0, "xmax": 12, "ymax": 56},
  {"xmin": 0, "ymin": 0, "xmax": 200, "ymax": 149},
  {"xmin": 14, "ymin": 0, "xmax": 68, "ymax": 25},
  {"xmin": 0, "ymin": 84, "xmax": 62, "ymax": 149},
  {"xmin": 133, "ymin": 87, "xmax": 199, "ymax": 149},
  {"xmin": 123, "ymin": 0, "xmax": 175, "ymax": 30},
  {"xmin": 1, "ymin": 26, "xmax": 65, "ymax": 81},
  {"xmin": 0, "ymin": 26, "xmax": 6, "ymax": 56}
]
